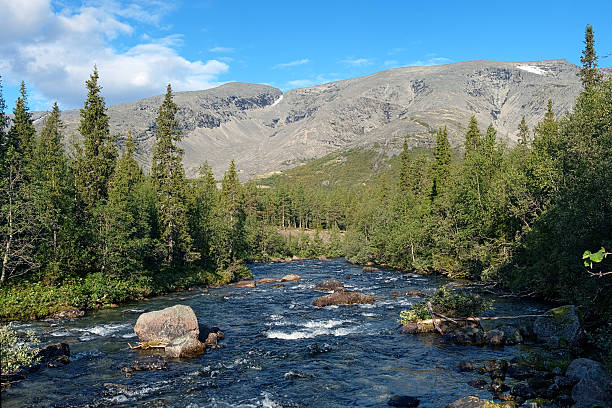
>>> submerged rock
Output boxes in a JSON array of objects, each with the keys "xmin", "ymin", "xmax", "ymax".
[
  {"xmin": 456, "ymin": 360, "xmax": 475, "ymax": 372},
  {"xmin": 485, "ymin": 329, "xmax": 506, "ymax": 346},
  {"xmin": 387, "ymin": 395, "xmax": 420, "ymax": 407},
  {"xmin": 312, "ymin": 290, "xmax": 374, "ymax": 307},
  {"xmin": 284, "ymin": 370, "xmax": 315, "ymax": 380},
  {"xmin": 468, "ymin": 379, "xmax": 488, "ymax": 389},
  {"xmin": 314, "ymin": 280, "xmax": 345, "ymax": 292},
  {"xmin": 280, "ymin": 274, "xmax": 301, "ymax": 282},
  {"xmin": 38, "ymin": 342, "xmax": 70, "ymax": 367},
  {"xmin": 533, "ymin": 305, "xmax": 582, "ymax": 348},
  {"xmin": 134, "ymin": 305, "xmax": 199, "ymax": 343}
]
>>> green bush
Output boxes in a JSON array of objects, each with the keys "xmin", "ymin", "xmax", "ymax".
[
  {"xmin": 0, "ymin": 323, "xmax": 41, "ymax": 374},
  {"xmin": 400, "ymin": 286, "xmax": 492, "ymax": 324}
]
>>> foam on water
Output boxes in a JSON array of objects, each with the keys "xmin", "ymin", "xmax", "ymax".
[
  {"xmin": 76, "ymin": 323, "xmax": 131, "ymax": 337},
  {"xmin": 265, "ymin": 324, "xmax": 360, "ymax": 340}
]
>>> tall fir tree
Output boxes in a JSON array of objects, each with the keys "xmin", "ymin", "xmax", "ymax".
[
  {"xmin": 431, "ymin": 126, "xmax": 451, "ymax": 200},
  {"xmin": 31, "ymin": 103, "xmax": 71, "ymax": 268},
  {"xmin": 74, "ymin": 67, "xmax": 117, "ymax": 210},
  {"xmin": 152, "ymin": 84, "xmax": 191, "ymax": 264},
  {"xmin": 517, "ymin": 116, "xmax": 530, "ymax": 146},
  {"xmin": 578, "ymin": 24, "xmax": 603, "ymax": 90},
  {"xmin": 0, "ymin": 76, "xmax": 7, "ymax": 162},
  {"xmin": 464, "ymin": 115, "xmax": 481, "ymax": 156},
  {"xmin": 1, "ymin": 84, "xmax": 38, "ymax": 283}
]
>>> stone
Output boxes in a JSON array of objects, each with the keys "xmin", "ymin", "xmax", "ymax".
[
  {"xmin": 284, "ymin": 371, "xmax": 315, "ymax": 380},
  {"xmin": 313, "ymin": 291, "xmax": 374, "ymax": 307},
  {"xmin": 489, "ymin": 378, "xmax": 510, "ymax": 393},
  {"xmin": 318, "ymin": 256, "xmax": 328, "ymax": 261},
  {"xmin": 256, "ymin": 277, "xmax": 281, "ymax": 284},
  {"xmin": 484, "ymin": 360, "xmax": 509, "ymax": 375},
  {"xmin": 485, "ymin": 329, "xmax": 506, "ymax": 346},
  {"xmin": 134, "ymin": 305, "xmax": 199, "ymax": 343},
  {"xmin": 234, "ymin": 280, "xmax": 256, "ymax": 288},
  {"xmin": 445, "ymin": 324, "xmax": 485, "ymax": 346},
  {"xmin": 552, "ymin": 375, "xmax": 575, "ymax": 390},
  {"xmin": 445, "ymin": 396, "xmax": 490, "ymax": 408},
  {"xmin": 565, "ymin": 358, "xmax": 612, "ymax": 408},
  {"xmin": 280, "ymin": 274, "xmax": 301, "ymax": 282},
  {"xmin": 468, "ymin": 379, "xmax": 488, "ymax": 388},
  {"xmin": 500, "ymin": 326, "xmax": 523, "ymax": 345},
  {"xmin": 362, "ymin": 266, "xmax": 379, "ymax": 272},
  {"xmin": 165, "ymin": 334, "xmax": 206, "ymax": 358},
  {"xmin": 37, "ymin": 342, "xmax": 70, "ymax": 363},
  {"xmin": 533, "ymin": 305, "xmax": 582, "ymax": 348},
  {"xmin": 387, "ymin": 395, "xmax": 420, "ymax": 407},
  {"xmin": 53, "ymin": 308, "xmax": 84, "ymax": 319},
  {"xmin": 511, "ymin": 383, "xmax": 536, "ymax": 400},
  {"xmin": 507, "ymin": 364, "xmax": 536, "ymax": 380},
  {"xmin": 314, "ymin": 280, "xmax": 345, "ymax": 292},
  {"xmin": 456, "ymin": 360, "xmax": 474, "ymax": 372}
]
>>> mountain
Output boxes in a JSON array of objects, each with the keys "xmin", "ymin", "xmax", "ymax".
[{"xmin": 33, "ymin": 59, "xmax": 588, "ymax": 179}]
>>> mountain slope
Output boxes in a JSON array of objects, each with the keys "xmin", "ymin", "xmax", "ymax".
[{"xmin": 35, "ymin": 59, "xmax": 586, "ymax": 179}]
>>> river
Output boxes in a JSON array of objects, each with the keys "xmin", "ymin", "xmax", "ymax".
[{"xmin": 2, "ymin": 258, "xmax": 547, "ymax": 407}]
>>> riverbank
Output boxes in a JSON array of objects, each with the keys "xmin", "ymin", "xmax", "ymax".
[{"xmin": 0, "ymin": 263, "xmax": 252, "ymax": 321}]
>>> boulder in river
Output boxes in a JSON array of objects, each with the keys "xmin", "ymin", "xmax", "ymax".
[
  {"xmin": 565, "ymin": 358, "xmax": 612, "ymax": 408},
  {"xmin": 445, "ymin": 396, "xmax": 492, "ymax": 408},
  {"xmin": 134, "ymin": 305, "xmax": 199, "ymax": 343},
  {"xmin": 314, "ymin": 280, "xmax": 345, "ymax": 292},
  {"xmin": 165, "ymin": 334, "xmax": 206, "ymax": 358},
  {"xmin": 362, "ymin": 266, "xmax": 379, "ymax": 272},
  {"xmin": 234, "ymin": 280, "xmax": 256, "ymax": 288},
  {"xmin": 387, "ymin": 395, "xmax": 420, "ymax": 407},
  {"xmin": 484, "ymin": 329, "xmax": 505, "ymax": 346},
  {"xmin": 280, "ymin": 274, "xmax": 301, "ymax": 282},
  {"xmin": 257, "ymin": 277, "xmax": 281, "ymax": 284},
  {"xmin": 312, "ymin": 290, "xmax": 374, "ymax": 307},
  {"xmin": 533, "ymin": 305, "xmax": 582, "ymax": 348},
  {"xmin": 53, "ymin": 308, "xmax": 84, "ymax": 319},
  {"xmin": 37, "ymin": 343, "xmax": 70, "ymax": 367}
]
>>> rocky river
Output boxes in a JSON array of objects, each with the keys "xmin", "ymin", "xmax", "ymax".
[{"xmin": 2, "ymin": 258, "xmax": 557, "ymax": 407}]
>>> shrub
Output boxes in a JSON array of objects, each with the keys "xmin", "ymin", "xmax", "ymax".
[
  {"xmin": 0, "ymin": 323, "xmax": 41, "ymax": 374},
  {"xmin": 400, "ymin": 286, "xmax": 492, "ymax": 324}
]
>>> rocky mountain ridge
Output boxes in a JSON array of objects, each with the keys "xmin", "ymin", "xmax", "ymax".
[{"xmin": 30, "ymin": 59, "xmax": 595, "ymax": 179}]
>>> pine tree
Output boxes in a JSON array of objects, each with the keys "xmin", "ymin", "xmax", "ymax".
[
  {"xmin": 7, "ymin": 82, "xmax": 36, "ymax": 162},
  {"xmin": 0, "ymin": 76, "xmax": 7, "ymax": 162},
  {"xmin": 517, "ymin": 116, "xmax": 530, "ymax": 145},
  {"xmin": 152, "ymin": 84, "xmax": 191, "ymax": 264},
  {"xmin": 578, "ymin": 24, "xmax": 603, "ymax": 90},
  {"xmin": 464, "ymin": 115, "xmax": 481, "ymax": 156},
  {"xmin": 74, "ymin": 67, "xmax": 117, "ymax": 210},
  {"xmin": 31, "ymin": 103, "xmax": 71, "ymax": 267},
  {"xmin": 431, "ymin": 127, "xmax": 451, "ymax": 200}
]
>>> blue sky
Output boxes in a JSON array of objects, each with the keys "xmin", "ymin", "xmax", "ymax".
[{"xmin": 1, "ymin": 0, "xmax": 611, "ymax": 111}]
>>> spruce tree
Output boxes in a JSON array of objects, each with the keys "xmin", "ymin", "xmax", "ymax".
[
  {"xmin": 431, "ymin": 126, "xmax": 451, "ymax": 200},
  {"xmin": 579, "ymin": 24, "xmax": 603, "ymax": 90},
  {"xmin": 74, "ymin": 67, "xmax": 117, "ymax": 210},
  {"xmin": 32, "ymin": 103, "xmax": 71, "ymax": 266},
  {"xmin": 464, "ymin": 115, "xmax": 481, "ymax": 156},
  {"xmin": 152, "ymin": 84, "xmax": 191, "ymax": 264},
  {"xmin": 399, "ymin": 138, "xmax": 410, "ymax": 193},
  {"xmin": 1, "ymin": 84, "xmax": 38, "ymax": 283},
  {"xmin": 517, "ymin": 116, "xmax": 530, "ymax": 145},
  {"xmin": 0, "ymin": 76, "xmax": 6, "ymax": 161}
]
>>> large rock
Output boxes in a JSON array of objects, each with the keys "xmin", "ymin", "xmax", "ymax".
[
  {"xmin": 234, "ymin": 280, "xmax": 256, "ymax": 288},
  {"xmin": 312, "ymin": 291, "xmax": 374, "ymax": 307},
  {"xmin": 164, "ymin": 334, "xmax": 206, "ymax": 358},
  {"xmin": 533, "ymin": 305, "xmax": 582, "ymax": 348},
  {"xmin": 485, "ymin": 329, "xmax": 506, "ymax": 346},
  {"xmin": 387, "ymin": 395, "xmax": 420, "ymax": 407},
  {"xmin": 314, "ymin": 280, "xmax": 345, "ymax": 292},
  {"xmin": 565, "ymin": 358, "xmax": 612, "ymax": 408},
  {"xmin": 445, "ymin": 396, "xmax": 492, "ymax": 408},
  {"xmin": 256, "ymin": 277, "xmax": 281, "ymax": 284},
  {"xmin": 134, "ymin": 305, "xmax": 199, "ymax": 343},
  {"xmin": 280, "ymin": 274, "xmax": 301, "ymax": 282}
]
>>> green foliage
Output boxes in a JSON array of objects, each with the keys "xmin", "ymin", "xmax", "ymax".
[
  {"xmin": 399, "ymin": 286, "xmax": 492, "ymax": 324},
  {"xmin": 583, "ymin": 247, "xmax": 607, "ymax": 268},
  {"xmin": 579, "ymin": 24, "xmax": 603, "ymax": 90},
  {"xmin": 0, "ymin": 323, "xmax": 40, "ymax": 374}
]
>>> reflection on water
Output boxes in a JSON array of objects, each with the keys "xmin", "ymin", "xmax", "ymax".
[{"xmin": 2, "ymin": 258, "xmax": 546, "ymax": 407}]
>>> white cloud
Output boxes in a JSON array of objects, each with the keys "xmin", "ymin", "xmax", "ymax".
[
  {"xmin": 341, "ymin": 57, "xmax": 373, "ymax": 66},
  {"xmin": 409, "ymin": 57, "xmax": 452, "ymax": 66},
  {"xmin": 273, "ymin": 58, "xmax": 309, "ymax": 69},
  {"xmin": 0, "ymin": 0, "xmax": 229, "ymax": 108},
  {"xmin": 209, "ymin": 46, "xmax": 235, "ymax": 53}
]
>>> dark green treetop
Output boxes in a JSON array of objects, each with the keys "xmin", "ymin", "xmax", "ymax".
[{"xmin": 579, "ymin": 24, "xmax": 603, "ymax": 90}]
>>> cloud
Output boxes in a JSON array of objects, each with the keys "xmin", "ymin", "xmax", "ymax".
[
  {"xmin": 273, "ymin": 58, "xmax": 309, "ymax": 69},
  {"xmin": 286, "ymin": 73, "xmax": 340, "ymax": 89},
  {"xmin": 341, "ymin": 57, "xmax": 373, "ymax": 66},
  {"xmin": 0, "ymin": 0, "xmax": 229, "ymax": 108},
  {"xmin": 409, "ymin": 57, "xmax": 452, "ymax": 66},
  {"xmin": 209, "ymin": 46, "xmax": 235, "ymax": 53}
]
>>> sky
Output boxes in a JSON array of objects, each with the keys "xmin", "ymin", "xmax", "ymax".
[{"xmin": 1, "ymin": 0, "xmax": 611, "ymax": 111}]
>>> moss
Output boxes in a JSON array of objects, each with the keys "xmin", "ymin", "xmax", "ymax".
[{"xmin": 548, "ymin": 305, "xmax": 575, "ymax": 324}]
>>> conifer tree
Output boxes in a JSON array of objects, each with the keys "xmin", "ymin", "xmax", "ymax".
[
  {"xmin": 517, "ymin": 116, "xmax": 530, "ymax": 145},
  {"xmin": 152, "ymin": 84, "xmax": 191, "ymax": 263},
  {"xmin": 431, "ymin": 127, "xmax": 451, "ymax": 200},
  {"xmin": 579, "ymin": 24, "xmax": 603, "ymax": 90},
  {"xmin": 399, "ymin": 138, "xmax": 410, "ymax": 193},
  {"xmin": 32, "ymin": 103, "xmax": 71, "ymax": 265},
  {"xmin": 0, "ymin": 76, "xmax": 7, "ymax": 162},
  {"xmin": 464, "ymin": 115, "xmax": 481, "ymax": 156},
  {"xmin": 74, "ymin": 67, "xmax": 117, "ymax": 210},
  {"xmin": 1, "ymin": 84, "xmax": 38, "ymax": 283}
]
